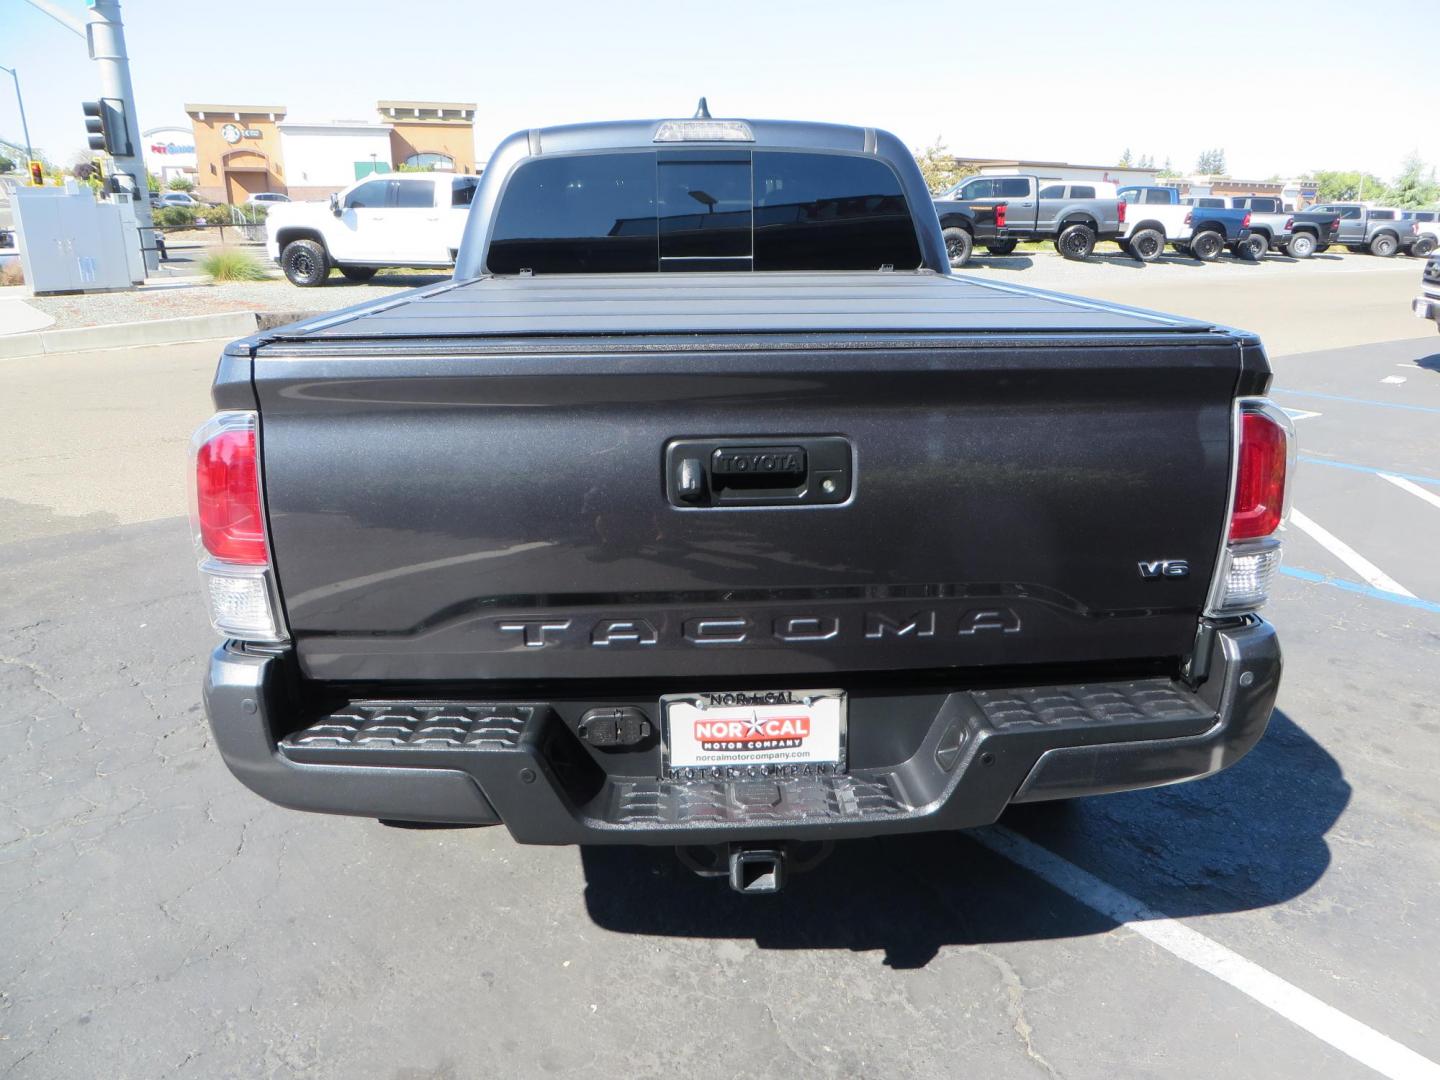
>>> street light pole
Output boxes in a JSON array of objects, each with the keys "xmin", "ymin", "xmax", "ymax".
[
  {"xmin": 84, "ymin": 0, "xmax": 157, "ymax": 270},
  {"xmin": 0, "ymin": 64, "xmax": 34, "ymax": 165}
]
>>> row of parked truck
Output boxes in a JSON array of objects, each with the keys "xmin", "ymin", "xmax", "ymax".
[{"xmin": 933, "ymin": 174, "xmax": 1438, "ymax": 267}]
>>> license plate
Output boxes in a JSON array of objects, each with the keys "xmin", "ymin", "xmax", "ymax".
[{"xmin": 661, "ymin": 689, "xmax": 846, "ymax": 780}]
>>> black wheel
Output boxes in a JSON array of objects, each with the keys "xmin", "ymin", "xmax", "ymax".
[
  {"xmin": 339, "ymin": 265, "xmax": 378, "ymax": 282},
  {"xmin": 1369, "ymin": 233, "xmax": 1399, "ymax": 257},
  {"xmin": 1288, "ymin": 232, "xmax": 1316, "ymax": 258},
  {"xmin": 984, "ymin": 238, "xmax": 1018, "ymax": 256},
  {"xmin": 943, "ymin": 227, "xmax": 974, "ymax": 268},
  {"xmin": 1191, "ymin": 231, "xmax": 1224, "ymax": 261},
  {"xmin": 1128, "ymin": 227, "xmax": 1166, "ymax": 262},
  {"xmin": 1056, "ymin": 222, "xmax": 1096, "ymax": 260},
  {"xmin": 1413, "ymin": 234, "xmax": 1438, "ymax": 258},
  {"xmin": 1240, "ymin": 233, "xmax": 1269, "ymax": 261},
  {"xmin": 281, "ymin": 239, "xmax": 330, "ymax": 286}
]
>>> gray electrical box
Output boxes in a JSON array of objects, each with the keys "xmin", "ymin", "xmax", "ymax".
[{"xmin": 11, "ymin": 184, "xmax": 141, "ymax": 295}]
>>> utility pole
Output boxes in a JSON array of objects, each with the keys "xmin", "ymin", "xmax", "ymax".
[
  {"xmin": 0, "ymin": 64, "xmax": 34, "ymax": 165},
  {"xmin": 84, "ymin": 0, "xmax": 158, "ymax": 270}
]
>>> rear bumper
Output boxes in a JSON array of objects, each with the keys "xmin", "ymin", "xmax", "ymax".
[
  {"xmin": 1414, "ymin": 294, "xmax": 1440, "ymax": 327},
  {"xmin": 205, "ymin": 619, "xmax": 1280, "ymax": 845}
]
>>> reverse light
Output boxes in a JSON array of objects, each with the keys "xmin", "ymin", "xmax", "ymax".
[
  {"xmin": 1206, "ymin": 400, "xmax": 1295, "ymax": 616},
  {"xmin": 653, "ymin": 119, "xmax": 754, "ymax": 142},
  {"xmin": 995, "ymin": 202, "xmax": 1007, "ymax": 229},
  {"xmin": 189, "ymin": 412, "xmax": 287, "ymax": 642}
]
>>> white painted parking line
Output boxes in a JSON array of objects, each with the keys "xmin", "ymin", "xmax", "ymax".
[
  {"xmin": 1379, "ymin": 473, "xmax": 1440, "ymax": 511},
  {"xmin": 1281, "ymin": 407, "xmax": 1322, "ymax": 421},
  {"xmin": 1288, "ymin": 509, "xmax": 1416, "ymax": 598},
  {"xmin": 978, "ymin": 826, "xmax": 1440, "ymax": 1080},
  {"xmin": 1381, "ymin": 375, "xmax": 1408, "ymax": 385}
]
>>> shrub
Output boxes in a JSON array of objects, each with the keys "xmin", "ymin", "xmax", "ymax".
[
  {"xmin": 152, "ymin": 205, "xmax": 196, "ymax": 228},
  {"xmin": 166, "ymin": 176, "xmax": 194, "ymax": 191},
  {"xmin": 0, "ymin": 259, "xmax": 24, "ymax": 287},
  {"xmin": 201, "ymin": 249, "xmax": 268, "ymax": 282}
]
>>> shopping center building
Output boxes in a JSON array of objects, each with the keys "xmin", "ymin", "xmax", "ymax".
[{"xmin": 183, "ymin": 100, "xmax": 477, "ymax": 204}]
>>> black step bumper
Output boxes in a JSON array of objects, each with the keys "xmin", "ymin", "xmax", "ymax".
[{"xmin": 204, "ymin": 619, "xmax": 1280, "ymax": 845}]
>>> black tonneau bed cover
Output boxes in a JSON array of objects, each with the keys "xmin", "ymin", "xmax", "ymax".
[{"xmin": 255, "ymin": 271, "xmax": 1219, "ymax": 345}]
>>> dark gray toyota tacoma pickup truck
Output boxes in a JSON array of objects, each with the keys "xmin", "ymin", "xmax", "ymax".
[{"xmin": 193, "ymin": 115, "xmax": 1291, "ymax": 893}]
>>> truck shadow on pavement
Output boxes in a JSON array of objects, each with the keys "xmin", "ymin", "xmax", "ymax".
[
  {"xmin": 1415, "ymin": 353, "xmax": 1440, "ymax": 373},
  {"xmin": 579, "ymin": 709, "xmax": 1348, "ymax": 969}
]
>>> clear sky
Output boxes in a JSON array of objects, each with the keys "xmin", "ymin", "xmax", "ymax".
[{"xmin": 2, "ymin": 0, "xmax": 1434, "ymax": 182}]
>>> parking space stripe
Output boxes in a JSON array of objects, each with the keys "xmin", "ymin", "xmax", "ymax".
[
  {"xmin": 1299, "ymin": 457, "xmax": 1440, "ymax": 488},
  {"xmin": 1279, "ymin": 567, "xmax": 1440, "ymax": 615},
  {"xmin": 978, "ymin": 826, "xmax": 1440, "ymax": 1080},
  {"xmin": 1288, "ymin": 509, "xmax": 1416, "ymax": 597},
  {"xmin": 1271, "ymin": 390, "xmax": 1440, "ymax": 416},
  {"xmin": 1379, "ymin": 473, "xmax": 1440, "ymax": 511}
]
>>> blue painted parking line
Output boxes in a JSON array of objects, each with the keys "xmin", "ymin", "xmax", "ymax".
[
  {"xmin": 1271, "ymin": 389, "xmax": 1440, "ymax": 416},
  {"xmin": 1280, "ymin": 566, "xmax": 1440, "ymax": 615},
  {"xmin": 1298, "ymin": 456, "xmax": 1440, "ymax": 488}
]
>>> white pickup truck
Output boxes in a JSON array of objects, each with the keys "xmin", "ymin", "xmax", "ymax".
[
  {"xmin": 1115, "ymin": 185, "xmax": 1193, "ymax": 260},
  {"xmin": 266, "ymin": 172, "xmax": 480, "ymax": 286}
]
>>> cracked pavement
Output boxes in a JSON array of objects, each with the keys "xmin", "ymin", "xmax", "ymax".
[{"xmin": 3, "ymin": 289, "xmax": 1439, "ymax": 1079}]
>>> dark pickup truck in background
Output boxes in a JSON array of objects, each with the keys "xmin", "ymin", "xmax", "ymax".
[
  {"xmin": 1180, "ymin": 203, "xmax": 1254, "ymax": 261},
  {"xmin": 193, "ymin": 115, "xmax": 1290, "ymax": 894},
  {"xmin": 935, "ymin": 174, "xmax": 1124, "ymax": 260},
  {"xmin": 930, "ymin": 191, "xmax": 1009, "ymax": 267},
  {"xmin": 1227, "ymin": 197, "xmax": 1341, "ymax": 260},
  {"xmin": 1308, "ymin": 203, "xmax": 1418, "ymax": 257}
]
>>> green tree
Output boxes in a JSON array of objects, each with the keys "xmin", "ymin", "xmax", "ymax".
[
  {"xmin": 1118, "ymin": 148, "xmax": 1133, "ymax": 167},
  {"xmin": 1307, "ymin": 170, "xmax": 1388, "ymax": 202},
  {"xmin": 912, "ymin": 138, "xmax": 976, "ymax": 194},
  {"xmin": 0, "ymin": 154, "xmax": 15, "ymax": 173},
  {"xmin": 1389, "ymin": 154, "xmax": 1439, "ymax": 208},
  {"xmin": 166, "ymin": 175, "xmax": 194, "ymax": 192},
  {"xmin": 146, "ymin": 171, "xmax": 160, "ymax": 193},
  {"xmin": 1195, "ymin": 148, "xmax": 1228, "ymax": 176},
  {"xmin": 1156, "ymin": 157, "xmax": 1180, "ymax": 179}
]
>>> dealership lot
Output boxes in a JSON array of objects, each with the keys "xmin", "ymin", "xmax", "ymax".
[{"xmin": 2, "ymin": 262, "xmax": 1438, "ymax": 1079}]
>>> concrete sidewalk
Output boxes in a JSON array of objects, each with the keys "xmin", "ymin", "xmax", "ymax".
[{"xmin": 0, "ymin": 293, "xmax": 55, "ymax": 335}]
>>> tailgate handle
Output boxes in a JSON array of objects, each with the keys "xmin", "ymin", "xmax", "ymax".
[{"xmin": 666, "ymin": 436, "xmax": 851, "ymax": 509}]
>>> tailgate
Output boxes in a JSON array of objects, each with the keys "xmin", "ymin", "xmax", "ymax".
[{"xmin": 254, "ymin": 332, "xmax": 1239, "ymax": 683}]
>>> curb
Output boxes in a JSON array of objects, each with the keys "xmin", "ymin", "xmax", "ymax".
[{"xmin": 0, "ymin": 310, "xmax": 314, "ymax": 359}]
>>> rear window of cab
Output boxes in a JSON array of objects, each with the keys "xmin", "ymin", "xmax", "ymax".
[{"xmin": 487, "ymin": 150, "xmax": 922, "ymax": 274}]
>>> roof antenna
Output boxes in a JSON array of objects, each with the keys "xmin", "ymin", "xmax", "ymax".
[{"xmin": 693, "ymin": 97, "xmax": 712, "ymax": 119}]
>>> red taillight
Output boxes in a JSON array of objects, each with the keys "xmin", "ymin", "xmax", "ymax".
[
  {"xmin": 1184, "ymin": 210, "xmax": 1193, "ymax": 226},
  {"xmin": 995, "ymin": 202, "xmax": 1007, "ymax": 228},
  {"xmin": 1284, "ymin": 216, "xmax": 1294, "ymax": 230},
  {"xmin": 1118, "ymin": 199, "xmax": 1127, "ymax": 224},
  {"xmin": 1242, "ymin": 211, "xmax": 1252, "ymax": 229},
  {"xmin": 195, "ymin": 427, "xmax": 267, "ymax": 564},
  {"xmin": 1230, "ymin": 410, "xmax": 1287, "ymax": 541}
]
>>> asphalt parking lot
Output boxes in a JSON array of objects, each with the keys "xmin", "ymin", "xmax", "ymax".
[{"xmin": 3, "ymin": 257, "xmax": 1438, "ymax": 1079}]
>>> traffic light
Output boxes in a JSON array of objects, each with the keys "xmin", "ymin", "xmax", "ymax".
[
  {"xmin": 81, "ymin": 98, "xmax": 131, "ymax": 156},
  {"xmin": 82, "ymin": 100, "xmax": 105, "ymax": 151},
  {"xmin": 28, "ymin": 159, "xmax": 43, "ymax": 186}
]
